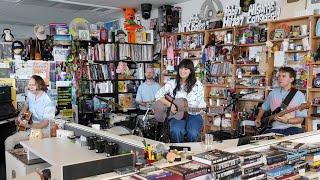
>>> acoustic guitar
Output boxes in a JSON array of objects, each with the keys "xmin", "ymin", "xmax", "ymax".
[
  {"xmin": 151, "ymin": 95, "xmax": 219, "ymax": 122},
  {"xmin": 256, "ymin": 102, "xmax": 310, "ymax": 134},
  {"xmin": 18, "ymin": 111, "xmax": 33, "ymax": 131}
]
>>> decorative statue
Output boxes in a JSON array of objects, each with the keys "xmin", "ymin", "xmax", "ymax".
[
  {"xmin": 123, "ymin": 8, "xmax": 142, "ymax": 43},
  {"xmin": 2, "ymin": 28, "xmax": 14, "ymax": 42}
]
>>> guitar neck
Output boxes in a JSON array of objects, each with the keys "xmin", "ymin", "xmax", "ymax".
[
  {"xmin": 188, "ymin": 107, "xmax": 206, "ymax": 112},
  {"xmin": 269, "ymin": 106, "xmax": 302, "ymax": 121}
]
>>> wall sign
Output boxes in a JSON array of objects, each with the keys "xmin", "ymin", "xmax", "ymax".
[
  {"xmin": 223, "ymin": 1, "xmax": 281, "ymax": 27},
  {"xmin": 178, "ymin": 14, "xmax": 206, "ymax": 33}
]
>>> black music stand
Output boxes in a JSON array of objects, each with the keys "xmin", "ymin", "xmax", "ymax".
[{"xmin": 215, "ymin": 90, "xmax": 258, "ymax": 143}]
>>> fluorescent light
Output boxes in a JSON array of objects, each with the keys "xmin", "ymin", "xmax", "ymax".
[{"xmin": 47, "ymin": 0, "xmax": 120, "ymax": 10}]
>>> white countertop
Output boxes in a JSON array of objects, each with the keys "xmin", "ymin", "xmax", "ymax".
[{"xmin": 20, "ymin": 138, "xmax": 107, "ymax": 167}]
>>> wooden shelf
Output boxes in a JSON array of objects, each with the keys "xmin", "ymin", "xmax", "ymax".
[
  {"xmin": 209, "ymin": 74, "xmax": 232, "ymax": 77},
  {"xmin": 180, "ymin": 30, "xmax": 206, "ymax": 35},
  {"xmin": 240, "ymin": 75, "xmax": 266, "ymax": 77},
  {"xmin": 269, "ymin": 15, "xmax": 310, "ymax": 23},
  {"xmin": 270, "ymin": 36, "xmax": 309, "ymax": 42},
  {"xmin": 309, "ymin": 88, "xmax": 320, "ymax": 92},
  {"xmin": 216, "ymin": 43, "xmax": 234, "ymax": 46},
  {"xmin": 205, "ymin": 84, "xmax": 230, "ymax": 88},
  {"xmin": 207, "ymin": 27, "xmax": 233, "ymax": 32},
  {"xmin": 237, "ymin": 43, "xmax": 265, "ymax": 47},
  {"xmin": 285, "ymin": 50, "xmax": 308, "ymax": 53},
  {"xmin": 239, "ymin": 98, "xmax": 264, "ymax": 102},
  {"xmin": 313, "ymin": 36, "xmax": 320, "ymax": 39},
  {"xmin": 236, "ymin": 86, "xmax": 266, "ymax": 89},
  {"xmin": 308, "ymin": 62, "xmax": 320, "ymax": 65},
  {"xmin": 312, "ymin": 104, "xmax": 320, "ymax": 107},
  {"xmin": 236, "ymin": 63, "xmax": 259, "ymax": 66}
]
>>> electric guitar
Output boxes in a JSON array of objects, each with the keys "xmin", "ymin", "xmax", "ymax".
[
  {"xmin": 18, "ymin": 111, "xmax": 33, "ymax": 131},
  {"xmin": 256, "ymin": 102, "xmax": 310, "ymax": 134}
]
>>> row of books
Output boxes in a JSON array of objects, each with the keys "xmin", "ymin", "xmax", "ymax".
[
  {"xmin": 85, "ymin": 43, "xmax": 118, "ymax": 61},
  {"xmin": 189, "ymin": 141, "xmax": 320, "ymax": 180},
  {"xmin": 206, "ymin": 61, "xmax": 233, "ymax": 76},
  {"xmin": 160, "ymin": 33, "xmax": 204, "ymax": 50},
  {"xmin": 119, "ymin": 44, "xmax": 153, "ymax": 62},
  {"xmin": 84, "ymin": 63, "xmax": 116, "ymax": 81}
]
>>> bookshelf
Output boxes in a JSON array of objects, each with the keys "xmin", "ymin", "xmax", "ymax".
[
  {"xmin": 158, "ymin": 15, "xmax": 320, "ymax": 133},
  {"xmin": 307, "ymin": 15, "xmax": 320, "ymax": 131},
  {"xmin": 160, "ymin": 31, "xmax": 205, "ymax": 85},
  {"xmin": 76, "ymin": 41, "xmax": 155, "ymax": 125}
]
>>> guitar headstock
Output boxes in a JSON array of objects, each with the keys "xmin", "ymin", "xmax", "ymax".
[
  {"xmin": 299, "ymin": 102, "xmax": 311, "ymax": 111},
  {"xmin": 208, "ymin": 106, "xmax": 224, "ymax": 115}
]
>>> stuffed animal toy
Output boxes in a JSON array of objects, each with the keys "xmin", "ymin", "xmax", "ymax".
[
  {"xmin": 123, "ymin": 8, "xmax": 142, "ymax": 43},
  {"xmin": 2, "ymin": 28, "xmax": 14, "ymax": 42}
]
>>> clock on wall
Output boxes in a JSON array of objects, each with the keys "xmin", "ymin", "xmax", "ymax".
[{"xmin": 314, "ymin": 73, "xmax": 320, "ymax": 88}]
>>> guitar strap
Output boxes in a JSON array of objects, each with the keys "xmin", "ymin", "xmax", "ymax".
[{"xmin": 275, "ymin": 88, "xmax": 298, "ymax": 112}]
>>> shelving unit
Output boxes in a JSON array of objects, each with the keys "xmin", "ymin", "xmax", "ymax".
[
  {"xmin": 160, "ymin": 31, "xmax": 205, "ymax": 85},
  {"xmin": 158, "ymin": 15, "xmax": 320, "ymax": 133},
  {"xmin": 76, "ymin": 41, "xmax": 155, "ymax": 125}
]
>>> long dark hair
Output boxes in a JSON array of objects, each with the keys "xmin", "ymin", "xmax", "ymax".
[
  {"xmin": 31, "ymin": 75, "xmax": 48, "ymax": 92},
  {"xmin": 174, "ymin": 59, "xmax": 196, "ymax": 94}
]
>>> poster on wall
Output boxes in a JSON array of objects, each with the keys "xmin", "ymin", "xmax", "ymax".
[
  {"xmin": 15, "ymin": 60, "xmax": 33, "ymax": 79},
  {"xmin": 57, "ymin": 81, "xmax": 72, "ymax": 117},
  {"xmin": 32, "ymin": 61, "xmax": 50, "ymax": 85},
  {"xmin": 223, "ymin": 1, "xmax": 281, "ymax": 27}
]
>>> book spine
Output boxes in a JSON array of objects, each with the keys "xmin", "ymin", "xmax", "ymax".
[
  {"xmin": 184, "ymin": 167, "xmax": 211, "ymax": 180},
  {"xmin": 266, "ymin": 153, "xmax": 287, "ymax": 165}
]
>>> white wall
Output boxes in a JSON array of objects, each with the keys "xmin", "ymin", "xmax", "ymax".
[
  {"xmin": 175, "ymin": 0, "xmax": 318, "ymax": 23},
  {"xmin": 0, "ymin": 24, "xmax": 35, "ymax": 40}
]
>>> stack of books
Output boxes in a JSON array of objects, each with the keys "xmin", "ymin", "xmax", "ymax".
[{"xmin": 192, "ymin": 149, "xmax": 241, "ymax": 179}]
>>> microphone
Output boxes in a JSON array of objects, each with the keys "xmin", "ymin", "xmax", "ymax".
[
  {"xmin": 95, "ymin": 96, "xmax": 124, "ymax": 109},
  {"xmin": 142, "ymin": 108, "xmax": 150, "ymax": 122},
  {"xmin": 231, "ymin": 90, "xmax": 258, "ymax": 99}
]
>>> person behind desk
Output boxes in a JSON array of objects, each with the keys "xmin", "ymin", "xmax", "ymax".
[
  {"xmin": 255, "ymin": 67, "xmax": 307, "ymax": 136},
  {"xmin": 135, "ymin": 67, "xmax": 161, "ymax": 112},
  {"xmin": 155, "ymin": 59, "xmax": 206, "ymax": 143},
  {"xmin": 5, "ymin": 75, "xmax": 55, "ymax": 150}
]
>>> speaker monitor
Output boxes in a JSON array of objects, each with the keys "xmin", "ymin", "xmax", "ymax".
[{"xmin": 141, "ymin": 3, "xmax": 152, "ymax": 19}]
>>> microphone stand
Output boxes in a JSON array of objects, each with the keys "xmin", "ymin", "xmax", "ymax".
[{"xmin": 217, "ymin": 90, "xmax": 258, "ymax": 143}]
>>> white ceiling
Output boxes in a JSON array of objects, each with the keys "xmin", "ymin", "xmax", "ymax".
[{"xmin": 0, "ymin": 0, "xmax": 190, "ymax": 26}]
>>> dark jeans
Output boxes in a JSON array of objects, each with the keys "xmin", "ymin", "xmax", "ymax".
[
  {"xmin": 263, "ymin": 127, "xmax": 304, "ymax": 136},
  {"xmin": 169, "ymin": 114, "xmax": 203, "ymax": 143}
]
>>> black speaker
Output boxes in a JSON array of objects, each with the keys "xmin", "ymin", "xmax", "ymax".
[
  {"xmin": 172, "ymin": 8, "xmax": 180, "ymax": 28},
  {"xmin": 141, "ymin": 3, "xmax": 152, "ymax": 20}
]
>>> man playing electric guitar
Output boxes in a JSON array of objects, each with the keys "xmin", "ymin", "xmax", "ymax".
[
  {"xmin": 155, "ymin": 59, "xmax": 206, "ymax": 143},
  {"xmin": 255, "ymin": 67, "xmax": 308, "ymax": 136}
]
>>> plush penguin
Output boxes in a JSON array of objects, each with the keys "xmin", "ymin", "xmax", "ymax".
[{"xmin": 2, "ymin": 28, "xmax": 14, "ymax": 42}]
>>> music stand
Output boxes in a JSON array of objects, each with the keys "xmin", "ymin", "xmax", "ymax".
[{"xmin": 213, "ymin": 90, "xmax": 258, "ymax": 143}]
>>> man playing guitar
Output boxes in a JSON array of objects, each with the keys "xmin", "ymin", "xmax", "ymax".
[
  {"xmin": 5, "ymin": 75, "xmax": 55, "ymax": 150},
  {"xmin": 255, "ymin": 67, "xmax": 308, "ymax": 136},
  {"xmin": 155, "ymin": 59, "xmax": 206, "ymax": 143}
]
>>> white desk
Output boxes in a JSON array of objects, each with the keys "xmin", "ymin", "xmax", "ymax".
[
  {"xmin": 20, "ymin": 138, "xmax": 107, "ymax": 167},
  {"xmin": 20, "ymin": 138, "xmax": 110, "ymax": 179}
]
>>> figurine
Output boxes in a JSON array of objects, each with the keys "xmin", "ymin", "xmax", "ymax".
[{"xmin": 2, "ymin": 28, "xmax": 14, "ymax": 42}]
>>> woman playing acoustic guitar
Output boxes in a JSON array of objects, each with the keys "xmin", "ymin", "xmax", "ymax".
[
  {"xmin": 155, "ymin": 59, "xmax": 206, "ymax": 143},
  {"xmin": 5, "ymin": 75, "xmax": 55, "ymax": 150}
]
